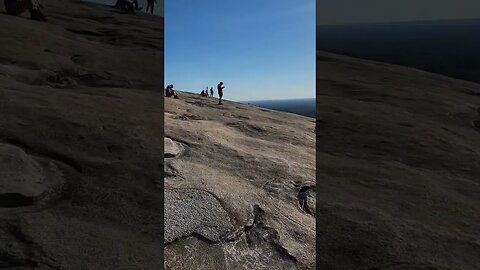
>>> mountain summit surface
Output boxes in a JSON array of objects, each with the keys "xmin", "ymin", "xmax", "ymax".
[
  {"xmin": 1, "ymin": 0, "xmax": 164, "ymax": 268},
  {"xmin": 316, "ymin": 51, "xmax": 480, "ymax": 269},
  {"xmin": 164, "ymin": 92, "xmax": 316, "ymax": 269}
]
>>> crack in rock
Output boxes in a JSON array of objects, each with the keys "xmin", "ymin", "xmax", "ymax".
[
  {"xmin": 222, "ymin": 205, "xmax": 300, "ymax": 270},
  {"xmin": 164, "ymin": 163, "xmax": 177, "ymax": 178},
  {"xmin": 0, "ymin": 193, "xmax": 34, "ymax": 208},
  {"xmin": 0, "ymin": 224, "xmax": 40, "ymax": 268}
]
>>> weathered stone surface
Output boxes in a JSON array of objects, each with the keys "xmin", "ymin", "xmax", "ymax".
[
  {"xmin": 164, "ymin": 189, "xmax": 233, "ymax": 244},
  {"xmin": 316, "ymin": 51, "xmax": 480, "ymax": 269},
  {"xmin": 0, "ymin": 0, "xmax": 164, "ymax": 268},
  {"xmin": 0, "ymin": 143, "xmax": 65, "ymax": 208},
  {"xmin": 164, "ymin": 92, "xmax": 316, "ymax": 269},
  {"xmin": 164, "ymin": 137, "xmax": 185, "ymax": 158}
]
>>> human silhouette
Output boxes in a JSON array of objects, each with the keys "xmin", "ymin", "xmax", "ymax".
[
  {"xmin": 165, "ymin": 84, "xmax": 174, "ymax": 97},
  {"xmin": 217, "ymin": 82, "xmax": 224, "ymax": 105},
  {"xmin": 125, "ymin": 0, "xmax": 136, "ymax": 14},
  {"xmin": 146, "ymin": 0, "xmax": 156, "ymax": 14},
  {"xmin": 210, "ymin": 87, "xmax": 214, "ymax": 97}
]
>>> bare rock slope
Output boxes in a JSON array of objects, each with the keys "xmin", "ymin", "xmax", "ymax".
[
  {"xmin": 1, "ymin": 1, "xmax": 164, "ymax": 269},
  {"xmin": 317, "ymin": 51, "xmax": 480, "ymax": 269},
  {"xmin": 164, "ymin": 93, "xmax": 316, "ymax": 269}
]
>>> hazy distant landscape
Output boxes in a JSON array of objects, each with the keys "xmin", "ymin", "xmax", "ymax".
[
  {"xmin": 245, "ymin": 98, "xmax": 316, "ymax": 118},
  {"xmin": 317, "ymin": 19, "xmax": 480, "ymax": 83}
]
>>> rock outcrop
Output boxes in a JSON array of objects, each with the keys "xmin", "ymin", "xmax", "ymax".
[
  {"xmin": 1, "ymin": 1, "xmax": 164, "ymax": 268},
  {"xmin": 164, "ymin": 92, "xmax": 316, "ymax": 269},
  {"xmin": 316, "ymin": 51, "xmax": 480, "ymax": 269}
]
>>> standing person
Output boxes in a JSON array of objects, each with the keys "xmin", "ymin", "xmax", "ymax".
[
  {"xmin": 217, "ymin": 81, "xmax": 224, "ymax": 105},
  {"xmin": 205, "ymin": 86, "xmax": 209, "ymax": 96},
  {"xmin": 210, "ymin": 87, "xmax": 214, "ymax": 97},
  {"xmin": 146, "ymin": 0, "xmax": 156, "ymax": 14}
]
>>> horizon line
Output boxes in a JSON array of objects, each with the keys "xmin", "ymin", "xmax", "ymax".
[
  {"xmin": 169, "ymin": 90, "xmax": 314, "ymax": 102},
  {"xmin": 240, "ymin": 97, "xmax": 315, "ymax": 102},
  {"xmin": 317, "ymin": 17, "xmax": 480, "ymax": 27}
]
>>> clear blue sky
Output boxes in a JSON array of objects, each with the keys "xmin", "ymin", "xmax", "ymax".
[{"xmin": 165, "ymin": 0, "xmax": 315, "ymax": 101}]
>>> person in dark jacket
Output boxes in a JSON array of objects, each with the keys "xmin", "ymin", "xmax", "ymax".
[
  {"xmin": 217, "ymin": 81, "xmax": 224, "ymax": 105},
  {"xmin": 165, "ymin": 84, "xmax": 174, "ymax": 97}
]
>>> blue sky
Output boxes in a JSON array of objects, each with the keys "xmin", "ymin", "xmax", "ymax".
[{"xmin": 165, "ymin": 0, "xmax": 315, "ymax": 101}]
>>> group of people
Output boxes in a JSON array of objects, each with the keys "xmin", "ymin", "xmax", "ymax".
[
  {"xmin": 3, "ymin": 0, "xmax": 157, "ymax": 20},
  {"xmin": 200, "ymin": 87, "xmax": 213, "ymax": 97},
  {"xmin": 166, "ymin": 81, "xmax": 225, "ymax": 105},
  {"xmin": 4, "ymin": 0, "xmax": 46, "ymax": 21},
  {"xmin": 201, "ymin": 82, "xmax": 225, "ymax": 105},
  {"xmin": 115, "ymin": 0, "xmax": 156, "ymax": 14}
]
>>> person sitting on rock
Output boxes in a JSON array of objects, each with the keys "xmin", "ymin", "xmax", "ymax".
[
  {"xmin": 165, "ymin": 84, "xmax": 174, "ymax": 97},
  {"xmin": 115, "ymin": 0, "xmax": 137, "ymax": 14},
  {"xmin": 4, "ymin": 0, "xmax": 46, "ymax": 21},
  {"xmin": 124, "ymin": 0, "xmax": 137, "ymax": 14}
]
